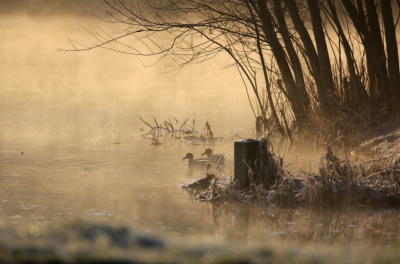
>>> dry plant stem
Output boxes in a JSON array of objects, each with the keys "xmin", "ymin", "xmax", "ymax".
[
  {"xmin": 153, "ymin": 118, "xmax": 160, "ymax": 131},
  {"xmin": 169, "ymin": 118, "xmax": 174, "ymax": 131},
  {"xmin": 204, "ymin": 121, "xmax": 215, "ymax": 145},
  {"xmin": 141, "ymin": 117, "xmax": 221, "ymax": 146},
  {"xmin": 355, "ymin": 156, "xmax": 398, "ymax": 168},
  {"xmin": 280, "ymin": 110, "xmax": 293, "ymax": 143},
  {"xmin": 186, "ymin": 137, "xmax": 400, "ymax": 207},
  {"xmin": 163, "ymin": 121, "xmax": 172, "ymax": 132},
  {"xmin": 180, "ymin": 119, "xmax": 188, "ymax": 132},
  {"xmin": 140, "ymin": 117, "xmax": 155, "ymax": 132}
]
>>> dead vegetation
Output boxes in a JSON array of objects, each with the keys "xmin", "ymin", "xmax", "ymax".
[
  {"xmin": 184, "ymin": 137, "xmax": 400, "ymax": 207},
  {"xmin": 139, "ymin": 117, "xmax": 227, "ymax": 145}
]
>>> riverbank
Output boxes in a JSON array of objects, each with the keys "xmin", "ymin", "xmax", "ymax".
[{"xmin": 184, "ymin": 130, "xmax": 400, "ymax": 207}]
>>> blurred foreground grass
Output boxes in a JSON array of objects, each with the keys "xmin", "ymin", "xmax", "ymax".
[{"xmin": 0, "ymin": 221, "xmax": 400, "ymax": 264}]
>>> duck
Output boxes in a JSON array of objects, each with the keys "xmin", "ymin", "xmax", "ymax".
[
  {"xmin": 182, "ymin": 153, "xmax": 209, "ymax": 167},
  {"xmin": 200, "ymin": 148, "xmax": 225, "ymax": 164},
  {"xmin": 188, "ymin": 173, "xmax": 214, "ymax": 190}
]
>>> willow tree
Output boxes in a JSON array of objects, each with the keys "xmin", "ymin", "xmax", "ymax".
[
  {"xmin": 61, "ymin": 0, "xmax": 400, "ymax": 135},
  {"xmin": 61, "ymin": 0, "xmax": 297, "ymax": 135},
  {"xmin": 336, "ymin": 0, "xmax": 400, "ymax": 112}
]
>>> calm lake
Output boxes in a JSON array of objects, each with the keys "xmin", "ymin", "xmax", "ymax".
[{"xmin": 0, "ymin": 6, "xmax": 399, "ymax": 248}]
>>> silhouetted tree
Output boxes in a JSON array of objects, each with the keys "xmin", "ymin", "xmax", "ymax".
[{"xmin": 60, "ymin": 0, "xmax": 400, "ymax": 134}]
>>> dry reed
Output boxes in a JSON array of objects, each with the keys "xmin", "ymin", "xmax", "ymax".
[
  {"xmin": 140, "ymin": 117, "xmax": 223, "ymax": 145},
  {"xmin": 185, "ymin": 137, "xmax": 400, "ymax": 207}
]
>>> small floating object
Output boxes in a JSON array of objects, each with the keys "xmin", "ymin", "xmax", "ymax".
[{"xmin": 21, "ymin": 152, "xmax": 23, "ymax": 155}]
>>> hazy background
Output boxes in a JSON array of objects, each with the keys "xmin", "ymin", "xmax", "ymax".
[
  {"xmin": 0, "ymin": 0, "xmax": 262, "ymax": 236},
  {"xmin": 0, "ymin": 2, "xmax": 256, "ymax": 141}
]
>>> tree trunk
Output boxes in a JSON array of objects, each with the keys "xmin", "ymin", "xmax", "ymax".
[
  {"xmin": 249, "ymin": 0, "xmax": 309, "ymax": 124},
  {"xmin": 381, "ymin": 0, "xmax": 400, "ymax": 112},
  {"xmin": 355, "ymin": 0, "xmax": 379, "ymax": 103},
  {"xmin": 342, "ymin": 0, "xmax": 391, "ymax": 110},
  {"xmin": 364, "ymin": 0, "xmax": 391, "ymax": 111},
  {"xmin": 306, "ymin": 0, "xmax": 336, "ymax": 99},
  {"xmin": 325, "ymin": 0, "xmax": 367, "ymax": 112},
  {"xmin": 245, "ymin": 0, "xmax": 286, "ymax": 136},
  {"xmin": 272, "ymin": 0, "xmax": 310, "ymax": 113},
  {"xmin": 282, "ymin": 0, "xmax": 333, "ymax": 118}
]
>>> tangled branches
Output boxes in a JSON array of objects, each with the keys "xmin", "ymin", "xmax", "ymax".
[{"xmin": 139, "ymin": 117, "xmax": 221, "ymax": 145}]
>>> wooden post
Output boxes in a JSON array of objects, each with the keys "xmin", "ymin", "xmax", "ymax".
[{"xmin": 234, "ymin": 139, "xmax": 260, "ymax": 190}]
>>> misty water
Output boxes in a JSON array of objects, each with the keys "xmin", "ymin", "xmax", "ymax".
[{"xmin": 1, "ymin": 10, "xmax": 399, "ymax": 247}]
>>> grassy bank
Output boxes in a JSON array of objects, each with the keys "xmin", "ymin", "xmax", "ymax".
[{"xmin": 184, "ymin": 135, "xmax": 400, "ymax": 208}]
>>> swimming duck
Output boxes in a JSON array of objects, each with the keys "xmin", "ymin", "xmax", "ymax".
[
  {"xmin": 200, "ymin": 148, "xmax": 225, "ymax": 164},
  {"xmin": 182, "ymin": 153, "xmax": 209, "ymax": 167},
  {"xmin": 188, "ymin": 173, "xmax": 214, "ymax": 190}
]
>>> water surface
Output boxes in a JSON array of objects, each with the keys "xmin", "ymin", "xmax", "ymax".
[{"xmin": 0, "ymin": 8, "xmax": 397, "ymax": 248}]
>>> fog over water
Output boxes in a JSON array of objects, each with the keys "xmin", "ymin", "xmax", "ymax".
[
  {"xmin": 0, "ymin": 3, "xmax": 258, "ymax": 234},
  {"xmin": 1, "ymin": 1, "xmax": 398, "ymax": 246}
]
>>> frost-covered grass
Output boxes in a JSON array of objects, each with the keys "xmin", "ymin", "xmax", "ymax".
[{"xmin": 1, "ymin": 220, "xmax": 400, "ymax": 263}]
